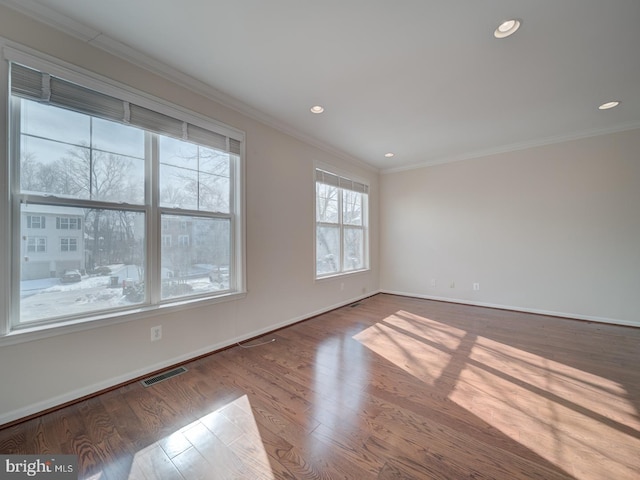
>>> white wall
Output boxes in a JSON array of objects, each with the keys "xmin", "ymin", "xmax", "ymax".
[
  {"xmin": 380, "ymin": 128, "xmax": 640, "ymax": 326},
  {"xmin": 0, "ymin": 6, "xmax": 379, "ymax": 424}
]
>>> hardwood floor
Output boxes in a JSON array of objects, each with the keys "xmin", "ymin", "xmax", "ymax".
[{"xmin": 1, "ymin": 293, "xmax": 639, "ymax": 479}]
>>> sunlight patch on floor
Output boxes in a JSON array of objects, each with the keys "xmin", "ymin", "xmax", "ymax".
[
  {"xmin": 352, "ymin": 310, "xmax": 466, "ymax": 385},
  {"xmin": 451, "ymin": 337, "xmax": 640, "ymax": 480},
  {"xmin": 126, "ymin": 394, "xmax": 275, "ymax": 479},
  {"xmin": 354, "ymin": 310, "xmax": 640, "ymax": 480}
]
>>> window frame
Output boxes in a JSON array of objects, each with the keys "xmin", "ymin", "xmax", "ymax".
[
  {"xmin": 0, "ymin": 45, "xmax": 246, "ymax": 342},
  {"xmin": 314, "ymin": 167, "xmax": 369, "ymax": 279}
]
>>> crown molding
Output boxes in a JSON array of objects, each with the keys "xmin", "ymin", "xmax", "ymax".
[
  {"xmin": 381, "ymin": 121, "xmax": 640, "ymax": 174},
  {"xmin": 91, "ymin": 33, "xmax": 378, "ymax": 172},
  {"xmin": 0, "ymin": 0, "xmax": 378, "ymax": 174},
  {"xmin": 0, "ymin": 0, "xmax": 99, "ymax": 41}
]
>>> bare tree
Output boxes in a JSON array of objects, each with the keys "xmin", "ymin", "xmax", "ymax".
[{"xmin": 316, "ymin": 184, "xmax": 339, "ymax": 273}]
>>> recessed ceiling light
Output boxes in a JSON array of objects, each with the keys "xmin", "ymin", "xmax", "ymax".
[
  {"xmin": 310, "ymin": 105, "xmax": 324, "ymax": 114},
  {"xmin": 384, "ymin": 152, "xmax": 395, "ymax": 158},
  {"xmin": 598, "ymin": 101, "xmax": 620, "ymax": 110},
  {"xmin": 494, "ymin": 19, "xmax": 521, "ymax": 38}
]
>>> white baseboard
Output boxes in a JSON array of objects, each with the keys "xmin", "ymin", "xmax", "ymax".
[
  {"xmin": 0, "ymin": 290, "xmax": 380, "ymax": 426},
  {"xmin": 380, "ymin": 289, "xmax": 639, "ymax": 328}
]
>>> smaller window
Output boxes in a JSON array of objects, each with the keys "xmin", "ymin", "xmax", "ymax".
[
  {"xmin": 315, "ymin": 169, "xmax": 369, "ymax": 277},
  {"xmin": 27, "ymin": 237, "xmax": 47, "ymax": 253},
  {"xmin": 27, "ymin": 215, "xmax": 46, "ymax": 229},
  {"xmin": 162, "ymin": 235, "xmax": 172, "ymax": 247},
  {"xmin": 60, "ymin": 238, "xmax": 78, "ymax": 252},
  {"xmin": 178, "ymin": 235, "xmax": 190, "ymax": 247}
]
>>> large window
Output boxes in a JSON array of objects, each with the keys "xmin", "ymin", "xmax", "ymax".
[
  {"xmin": 315, "ymin": 169, "xmax": 369, "ymax": 277},
  {"xmin": 7, "ymin": 56, "xmax": 244, "ymax": 330}
]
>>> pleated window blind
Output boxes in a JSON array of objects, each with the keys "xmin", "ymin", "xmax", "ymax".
[{"xmin": 11, "ymin": 63, "xmax": 242, "ymax": 155}]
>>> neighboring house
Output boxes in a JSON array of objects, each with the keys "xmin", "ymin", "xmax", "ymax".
[
  {"xmin": 21, "ymin": 204, "xmax": 85, "ymax": 280},
  {"xmin": 160, "ymin": 216, "xmax": 229, "ymax": 277}
]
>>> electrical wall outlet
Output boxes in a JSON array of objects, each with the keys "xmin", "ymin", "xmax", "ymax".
[
  {"xmin": 473, "ymin": 283, "xmax": 480, "ymax": 291},
  {"xmin": 151, "ymin": 325, "xmax": 162, "ymax": 342},
  {"xmin": 430, "ymin": 279, "xmax": 437, "ymax": 287},
  {"xmin": 450, "ymin": 281, "xmax": 455, "ymax": 288}
]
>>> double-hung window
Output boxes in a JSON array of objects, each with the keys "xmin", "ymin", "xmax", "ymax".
[
  {"xmin": 26, "ymin": 237, "xmax": 46, "ymax": 253},
  {"xmin": 6, "ymin": 51, "xmax": 244, "ymax": 331},
  {"xmin": 315, "ymin": 169, "xmax": 369, "ymax": 277},
  {"xmin": 60, "ymin": 238, "xmax": 78, "ymax": 252},
  {"xmin": 27, "ymin": 215, "xmax": 45, "ymax": 228}
]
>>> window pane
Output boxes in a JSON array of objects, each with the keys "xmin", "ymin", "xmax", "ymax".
[
  {"xmin": 159, "ymin": 137, "xmax": 230, "ymax": 212},
  {"xmin": 316, "ymin": 225, "xmax": 340, "ymax": 275},
  {"xmin": 316, "ymin": 184, "xmax": 338, "ymax": 223},
  {"xmin": 91, "ymin": 119, "xmax": 145, "ymax": 204},
  {"xmin": 19, "ymin": 100, "xmax": 145, "ymax": 204},
  {"xmin": 344, "ymin": 227, "xmax": 364, "ymax": 271},
  {"xmin": 160, "ymin": 164, "xmax": 198, "ymax": 210},
  {"xmin": 90, "ymin": 152, "xmax": 144, "ymax": 204},
  {"xmin": 19, "ymin": 205, "xmax": 146, "ymax": 324},
  {"xmin": 160, "ymin": 215, "xmax": 231, "ymax": 300},
  {"xmin": 199, "ymin": 146, "xmax": 231, "ymax": 213},
  {"xmin": 21, "ymin": 99, "xmax": 90, "ymax": 146},
  {"xmin": 200, "ymin": 148, "xmax": 230, "ymax": 176},
  {"xmin": 21, "ymin": 135, "xmax": 91, "ymax": 198},
  {"xmin": 92, "ymin": 118, "xmax": 145, "ymax": 158},
  {"xmin": 343, "ymin": 190, "xmax": 363, "ymax": 226},
  {"xmin": 200, "ymin": 171, "xmax": 230, "ymax": 213},
  {"xmin": 160, "ymin": 135, "xmax": 199, "ymax": 169}
]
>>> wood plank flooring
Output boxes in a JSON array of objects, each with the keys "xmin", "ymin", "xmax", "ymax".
[{"xmin": 1, "ymin": 293, "xmax": 639, "ymax": 479}]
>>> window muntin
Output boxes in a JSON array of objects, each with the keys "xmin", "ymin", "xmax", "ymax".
[
  {"xmin": 9, "ymin": 59, "xmax": 243, "ymax": 330},
  {"xmin": 315, "ymin": 169, "xmax": 369, "ymax": 277}
]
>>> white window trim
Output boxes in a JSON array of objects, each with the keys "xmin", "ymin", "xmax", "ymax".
[
  {"xmin": 0, "ymin": 42, "xmax": 247, "ymax": 342},
  {"xmin": 314, "ymin": 164, "xmax": 370, "ymax": 280}
]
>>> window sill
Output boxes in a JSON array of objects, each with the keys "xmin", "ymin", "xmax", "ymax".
[
  {"xmin": 0, "ymin": 290, "xmax": 247, "ymax": 347},
  {"xmin": 315, "ymin": 268, "xmax": 370, "ymax": 282}
]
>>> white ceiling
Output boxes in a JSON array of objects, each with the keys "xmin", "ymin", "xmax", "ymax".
[{"xmin": 4, "ymin": 0, "xmax": 640, "ymax": 171}]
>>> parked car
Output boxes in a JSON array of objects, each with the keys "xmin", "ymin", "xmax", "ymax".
[
  {"xmin": 61, "ymin": 269, "xmax": 82, "ymax": 283},
  {"xmin": 208, "ymin": 266, "xmax": 229, "ymax": 288},
  {"xmin": 123, "ymin": 278, "xmax": 144, "ymax": 302},
  {"xmin": 93, "ymin": 266, "xmax": 112, "ymax": 276}
]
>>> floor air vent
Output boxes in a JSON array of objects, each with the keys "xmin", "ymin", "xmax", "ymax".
[
  {"xmin": 350, "ymin": 302, "xmax": 361, "ymax": 308},
  {"xmin": 140, "ymin": 366, "xmax": 188, "ymax": 387}
]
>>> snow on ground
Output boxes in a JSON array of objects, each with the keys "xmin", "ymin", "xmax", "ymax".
[{"xmin": 18, "ymin": 264, "xmax": 225, "ymax": 323}]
